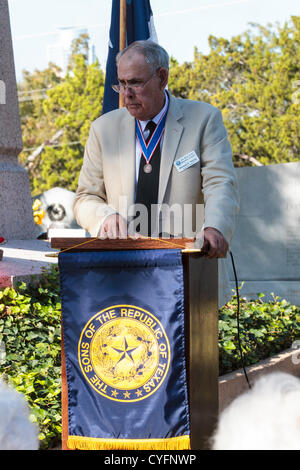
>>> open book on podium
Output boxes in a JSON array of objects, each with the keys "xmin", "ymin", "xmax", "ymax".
[{"xmin": 51, "ymin": 237, "xmax": 218, "ymax": 451}]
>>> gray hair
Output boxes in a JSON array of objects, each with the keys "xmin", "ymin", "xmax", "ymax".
[
  {"xmin": 116, "ymin": 40, "xmax": 169, "ymax": 71},
  {"xmin": 211, "ymin": 372, "xmax": 300, "ymax": 450}
]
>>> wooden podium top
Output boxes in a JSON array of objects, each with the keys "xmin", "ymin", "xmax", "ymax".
[{"xmin": 50, "ymin": 237, "xmax": 201, "ymax": 253}]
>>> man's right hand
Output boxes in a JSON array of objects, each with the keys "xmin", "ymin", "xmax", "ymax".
[{"xmin": 98, "ymin": 214, "xmax": 128, "ymax": 239}]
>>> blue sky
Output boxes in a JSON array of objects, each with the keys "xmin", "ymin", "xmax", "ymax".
[{"xmin": 7, "ymin": 0, "xmax": 300, "ymax": 81}]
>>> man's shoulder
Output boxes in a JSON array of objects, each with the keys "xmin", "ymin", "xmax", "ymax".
[
  {"xmin": 91, "ymin": 107, "xmax": 129, "ymax": 131},
  {"xmin": 174, "ymin": 95, "xmax": 220, "ymax": 116}
]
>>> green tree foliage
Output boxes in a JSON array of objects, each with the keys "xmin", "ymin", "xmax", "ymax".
[
  {"xmin": 18, "ymin": 63, "xmax": 63, "ymax": 175},
  {"xmin": 19, "ymin": 34, "xmax": 105, "ymax": 195},
  {"xmin": 18, "ymin": 18, "xmax": 300, "ymax": 194},
  {"xmin": 169, "ymin": 16, "xmax": 300, "ymax": 166}
]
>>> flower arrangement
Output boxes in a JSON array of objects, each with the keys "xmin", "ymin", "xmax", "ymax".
[{"xmin": 32, "ymin": 199, "xmax": 45, "ymax": 226}]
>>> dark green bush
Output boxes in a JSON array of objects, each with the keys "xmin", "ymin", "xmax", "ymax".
[
  {"xmin": 0, "ymin": 266, "xmax": 61, "ymax": 449},
  {"xmin": 0, "ymin": 269, "xmax": 299, "ymax": 448},
  {"xmin": 219, "ymin": 290, "xmax": 300, "ymax": 375}
]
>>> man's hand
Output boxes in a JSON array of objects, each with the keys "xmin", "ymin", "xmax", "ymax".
[
  {"xmin": 98, "ymin": 214, "xmax": 143, "ymax": 239},
  {"xmin": 199, "ymin": 227, "xmax": 229, "ymax": 259},
  {"xmin": 98, "ymin": 214, "xmax": 128, "ymax": 239}
]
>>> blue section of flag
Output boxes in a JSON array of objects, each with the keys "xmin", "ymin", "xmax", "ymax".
[
  {"xmin": 102, "ymin": 0, "xmax": 154, "ymax": 115},
  {"xmin": 59, "ymin": 249, "xmax": 190, "ymax": 443}
]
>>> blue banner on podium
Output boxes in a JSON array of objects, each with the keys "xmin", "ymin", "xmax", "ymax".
[{"xmin": 59, "ymin": 249, "xmax": 190, "ymax": 450}]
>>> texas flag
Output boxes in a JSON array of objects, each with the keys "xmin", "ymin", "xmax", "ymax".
[{"xmin": 102, "ymin": 0, "xmax": 158, "ymax": 115}]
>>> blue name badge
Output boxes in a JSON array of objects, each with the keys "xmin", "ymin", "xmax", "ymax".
[{"xmin": 174, "ymin": 151, "xmax": 200, "ymax": 173}]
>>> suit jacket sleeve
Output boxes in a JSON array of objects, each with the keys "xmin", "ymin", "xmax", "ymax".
[
  {"xmin": 200, "ymin": 107, "xmax": 239, "ymax": 244},
  {"xmin": 73, "ymin": 121, "xmax": 117, "ymax": 236}
]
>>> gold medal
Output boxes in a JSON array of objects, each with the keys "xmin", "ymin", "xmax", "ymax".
[{"xmin": 143, "ymin": 163, "xmax": 152, "ymax": 174}]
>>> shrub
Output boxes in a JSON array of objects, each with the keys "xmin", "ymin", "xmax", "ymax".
[
  {"xmin": 219, "ymin": 291, "xmax": 300, "ymax": 375},
  {"xmin": 0, "ymin": 267, "xmax": 61, "ymax": 449},
  {"xmin": 0, "ymin": 268, "xmax": 299, "ymax": 448}
]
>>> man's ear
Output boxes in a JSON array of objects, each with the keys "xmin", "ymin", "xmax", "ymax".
[{"xmin": 157, "ymin": 67, "xmax": 169, "ymax": 89}]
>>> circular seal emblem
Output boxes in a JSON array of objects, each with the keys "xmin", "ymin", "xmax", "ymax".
[{"xmin": 78, "ymin": 305, "xmax": 170, "ymax": 402}]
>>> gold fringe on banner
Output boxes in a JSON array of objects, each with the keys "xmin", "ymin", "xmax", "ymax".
[{"xmin": 67, "ymin": 435, "xmax": 191, "ymax": 450}]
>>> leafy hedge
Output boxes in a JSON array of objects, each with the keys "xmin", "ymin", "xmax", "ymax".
[
  {"xmin": 0, "ymin": 267, "xmax": 61, "ymax": 449},
  {"xmin": 219, "ymin": 290, "xmax": 300, "ymax": 375},
  {"xmin": 0, "ymin": 267, "xmax": 299, "ymax": 449}
]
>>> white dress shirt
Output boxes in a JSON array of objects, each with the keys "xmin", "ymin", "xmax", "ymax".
[
  {"xmin": 98, "ymin": 91, "xmax": 169, "ymax": 234},
  {"xmin": 135, "ymin": 90, "xmax": 169, "ymax": 187}
]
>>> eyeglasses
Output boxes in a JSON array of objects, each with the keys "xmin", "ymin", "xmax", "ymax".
[{"xmin": 111, "ymin": 72, "xmax": 157, "ymax": 94}]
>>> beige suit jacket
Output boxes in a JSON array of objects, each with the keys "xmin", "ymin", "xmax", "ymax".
[
  {"xmin": 74, "ymin": 93, "xmax": 239, "ymax": 306},
  {"xmin": 74, "ymin": 93, "xmax": 239, "ymax": 243}
]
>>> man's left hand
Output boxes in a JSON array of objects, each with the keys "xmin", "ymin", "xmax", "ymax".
[{"xmin": 200, "ymin": 227, "xmax": 229, "ymax": 259}]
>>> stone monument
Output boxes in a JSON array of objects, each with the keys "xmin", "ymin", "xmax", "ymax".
[
  {"xmin": 226, "ymin": 161, "xmax": 300, "ymax": 306},
  {"xmin": 0, "ymin": 0, "xmax": 36, "ymax": 239}
]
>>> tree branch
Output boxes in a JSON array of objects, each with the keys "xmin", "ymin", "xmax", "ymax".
[{"xmin": 234, "ymin": 153, "xmax": 264, "ymax": 166}]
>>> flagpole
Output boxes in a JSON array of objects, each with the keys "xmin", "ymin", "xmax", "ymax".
[{"xmin": 119, "ymin": 0, "xmax": 126, "ymax": 108}]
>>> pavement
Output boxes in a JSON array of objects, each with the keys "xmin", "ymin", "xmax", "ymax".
[{"xmin": 0, "ymin": 239, "xmax": 58, "ymax": 289}]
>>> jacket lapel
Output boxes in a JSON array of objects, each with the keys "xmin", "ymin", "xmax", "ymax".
[
  {"xmin": 118, "ymin": 110, "xmax": 136, "ymax": 207},
  {"xmin": 158, "ymin": 94, "xmax": 183, "ymax": 204},
  {"xmin": 118, "ymin": 94, "xmax": 184, "ymax": 208}
]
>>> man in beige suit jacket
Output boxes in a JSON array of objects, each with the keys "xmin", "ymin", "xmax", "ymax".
[{"xmin": 74, "ymin": 41, "xmax": 239, "ymax": 300}]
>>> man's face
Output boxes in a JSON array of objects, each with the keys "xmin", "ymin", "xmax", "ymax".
[{"xmin": 117, "ymin": 51, "xmax": 168, "ymax": 121}]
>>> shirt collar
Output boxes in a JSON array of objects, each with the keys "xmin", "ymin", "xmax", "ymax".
[{"xmin": 138, "ymin": 90, "xmax": 169, "ymax": 132}]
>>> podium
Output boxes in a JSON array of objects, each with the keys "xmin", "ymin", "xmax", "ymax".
[{"xmin": 52, "ymin": 237, "xmax": 219, "ymax": 450}]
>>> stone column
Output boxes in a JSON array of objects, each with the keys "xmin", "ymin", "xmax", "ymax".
[{"xmin": 0, "ymin": 0, "xmax": 37, "ymax": 239}]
